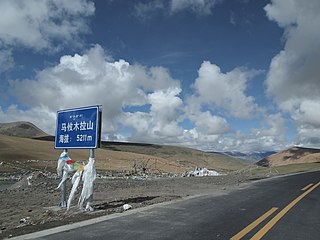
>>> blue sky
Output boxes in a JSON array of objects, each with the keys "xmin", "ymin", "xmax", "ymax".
[{"xmin": 1, "ymin": 0, "xmax": 320, "ymax": 152}]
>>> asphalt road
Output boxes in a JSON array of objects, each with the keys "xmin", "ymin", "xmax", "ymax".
[{"xmin": 13, "ymin": 171, "xmax": 320, "ymax": 240}]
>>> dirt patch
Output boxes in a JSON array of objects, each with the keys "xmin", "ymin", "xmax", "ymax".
[{"xmin": 0, "ymin": 171, "xmax": 251, "ymax": 239}]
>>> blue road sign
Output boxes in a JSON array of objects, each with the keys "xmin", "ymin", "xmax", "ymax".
[{"xmin": 55, "ymin": 106, "xmax": 101, "ymax": 149}]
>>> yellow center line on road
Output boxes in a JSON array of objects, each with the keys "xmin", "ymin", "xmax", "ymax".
[
  {"xmin": 230, "ymin": 207, "xmax": 278, "ymax": 240},
  {"xmin": 301, "ymin": 183, "xmax": 313, "ymax": 191},
  {"xmin": 250, "ymin": 181, "xmax": 320, "ymax": 240}
]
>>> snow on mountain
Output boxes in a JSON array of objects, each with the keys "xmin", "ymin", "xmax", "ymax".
[{"xmin": 210, "ymin": 151, "xmax": 277, "ymax": 163}]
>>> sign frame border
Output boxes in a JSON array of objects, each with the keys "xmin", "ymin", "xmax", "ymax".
[{"xmin": 54, "ymin": 105, "xmax": 101, "ymax": 149}]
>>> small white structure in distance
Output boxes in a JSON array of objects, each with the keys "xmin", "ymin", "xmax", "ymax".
[{"xmin": 188, "ymin": 167, "xmax": 221, "ymax": 177}]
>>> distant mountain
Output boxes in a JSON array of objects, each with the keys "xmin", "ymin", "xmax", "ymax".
[
  {"xmin": 257, "ymin": 146, "xmax": 320, "ymax": 167},
  {"xmin": 0, "ymin": 121, "xmax": 49, "ymax": 139},
  {"xmin": 210, "ymin": 151, "xmax": 277, "ymax": 163}
]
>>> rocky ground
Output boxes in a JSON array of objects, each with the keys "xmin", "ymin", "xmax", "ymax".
[{"xmin": 0, "ymin": 171, "xmax": 254, "ymax": 239}]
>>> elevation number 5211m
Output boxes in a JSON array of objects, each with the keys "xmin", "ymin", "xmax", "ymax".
[{"xmin": 76, "ymin": 134, "xmax": 93, "ymax": 142}]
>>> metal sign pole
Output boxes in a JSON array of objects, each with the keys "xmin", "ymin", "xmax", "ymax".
[
  {"xmin": 60, "ymin": 149, "xmax": 68, "ymax": 208},
  {"xmin": 90, "ymin": 149, "xmax": 94, "ymax": 159}
]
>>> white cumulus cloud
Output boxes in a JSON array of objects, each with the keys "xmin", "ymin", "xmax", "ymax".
[
  {"xmin": 121, "ymin": 87, "xmax": 184, "ymax": 143},
  {"xmin": 265, "ymin": 0, "xmax": 320, "ymax": 146},
  {"xmin": 192, "ymin": 111, "xmax": 229, "ymax": 135},
  {"xmin": 3, "ymin": 44, "xmax": 183, "ymax": 141},
  {"xmin": 0, "ymin": 0, "xmax": 95, "ymax": 51},
  {"xmin": 192, "ymin": 61, "xmax": 259, "ymax": 119}
]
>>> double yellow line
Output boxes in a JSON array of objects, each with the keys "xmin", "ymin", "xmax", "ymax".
[{"xmin": 231, "ymin": 181, "xmax": 320, "ymax": 240}]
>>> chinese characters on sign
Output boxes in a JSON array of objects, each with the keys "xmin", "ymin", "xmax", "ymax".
[
  {"xmin": 55, "ymin": 106, "xmax": 101, "ymax": 149},
  {"xmin": 59, "ymin": 120, "xmax": 94, "ymax": 144}
]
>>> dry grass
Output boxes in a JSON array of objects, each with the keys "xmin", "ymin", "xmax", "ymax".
[
  {"xmin": 263, "ymin": 146, "xmax": 320, "ymax": 167},
  {"xmin": 237, "ymin": 162, "xmax": 320, "ymax": 179},
  {"xmin": 102, "ymin": 142, "xmax": 248, "ymax": 172},
  {"xmin": 0, "ymin": 135, "xmax": 248, "ymax": 174}
]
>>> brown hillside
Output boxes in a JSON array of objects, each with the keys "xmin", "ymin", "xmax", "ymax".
[
  {"xmin": 0, "ymin": 134, "xmax": 188, "ymax": 174},
  {"xmin": 0, "ymin": 134, "xmax": 247, "ymax": 174},
  {"xmin": 0, "ymin": 121, "xmax": 49, "ymax": 138},
  {"xmin": 102, "ymin": 141, "xmax": 247, "ymax": 172},
  {"xmin": 257, "ymin": 146, "xmax": 320, "ymax": 167}
]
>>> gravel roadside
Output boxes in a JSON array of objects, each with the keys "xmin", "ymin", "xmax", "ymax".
[{"xmin": 0, "ymin": 172, "xmax": 253, "ymax": 239}]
